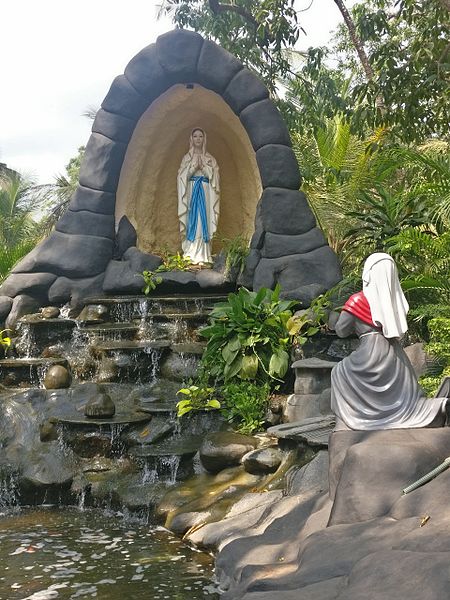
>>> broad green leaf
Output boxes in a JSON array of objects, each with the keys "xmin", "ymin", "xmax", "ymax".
[
  {"xmin": 240, "ymin": 354, "xmax": 259, "ymax": 379},
  {"xmin": 177, "ymin": 388, "xmax": 192, "ymax": 396},
  {"xmin": 224, "ymin": 355, "xmax": 243, "ymax": 380},
  {"xmin": 269, "ymin": 349, "xmax": 289, "ymax": 378},
  {"xmin": 206, "ymin": 399, "xmax": 221, "ymax": 409}
]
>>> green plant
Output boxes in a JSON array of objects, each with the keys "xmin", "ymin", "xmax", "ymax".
[
  {"xmin": 201, "ymin": 285, "xmax": 297, "ymax": 385},
  {"xmin": 142, "ymin": 252, "xmax": 193, "ymax": 295},
  {"xmin": 221, "ymin": 380, "xmax": 270, "ymax": 435},
  {"xmin": 220, "ymin": 235, "xmax": 250, "ymax": 277},
  {"xmin": 0, "ymin": 329, "xmax": 11, "ymax": 354},
  {"xmin": 176, "ymin": 384, "xmax": 221, "ymax": 417}
]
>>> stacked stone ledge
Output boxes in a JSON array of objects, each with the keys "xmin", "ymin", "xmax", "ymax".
[{"xmin": 0, "ymin": 28, "xmax": 341, "ymax": 327}]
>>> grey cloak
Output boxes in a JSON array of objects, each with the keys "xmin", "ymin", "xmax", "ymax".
[{"xmin": 331, "ymin": 311, "xmax": 446, "ymax": 430}]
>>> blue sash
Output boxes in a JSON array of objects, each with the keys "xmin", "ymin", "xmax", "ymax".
[{"xmin": 186, "ymin": 176, "xmax": 210, "ymax": 242}]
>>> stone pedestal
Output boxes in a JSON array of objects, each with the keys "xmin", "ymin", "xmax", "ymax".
[{"xmin": 283, "ymin": 357, "xmax": 337, "ymax": 422}]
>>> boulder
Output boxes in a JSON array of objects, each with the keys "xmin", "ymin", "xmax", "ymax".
[
  {"xmin": 0, "ymin": 272, "xmax": 57, "ymax": 300},
  {"xmin": 69, "ymin": 185, "xmax": 116, "ymax": 215},
  {"xmin": 197, "ymin": 40, "xmax": 242, "ymax": 94},
  {"xmin": 92, "ymin": 108, "xmax": 136, "ymax": 144},
  {"xmin": 0, "ymin": 295, "xmax": 13, "ymax": 322},
  {"xmin": 48, "ymin": 273, "xmax": 105, "ymax": 308},
  {"xmin": 114, "ymin": 215, "xmax": 137, "ymax": 259},
  {"xmin": 256, "ymin": 145, "xmax": 301, "ymax": 190},
  {"xmin": 240, "ymin": 99, "xmax": 291, "ymax": 150},
  {"xmin": 159, "ymin": 352, "xmax": 201, "ymax": 382},
  {"xmin": 259, "ymin": 188, "xmax": 316, "ymax": 235},
  {"xmin": 40, "ymin": 306, "xmax": 60, "ymax": 319},
  {"xmin": 156, "ymin": 29, "xmax": 204, "ymax": 83},
  {"xmin": 200, "ymin": 431, "xmax": 258, "ymax": 473},
  {"xmin": 56, "ymin": 209, "xmax": 115, "ymax": 239},
  {"xmin": 78, "ymin": 133, "xmax": 127, "ymax": 193},
  {"xmin": 242, "ymin": 447, "xmax": 283, "ymax": 475},
  {"xmin": 101, "ymin": 74, "xmax": 149, "ymax": 121},
  {"xmin": 77, "ymin": 304, "xmax": 109, "ymax": 323},
  {"xmin": 122, "ymin": 246, "xmax": 163, "ymax": 272},
  {"xmin": 284, "ymin": 451, "xmax": 329, "ymax": 496},
  {"xmin": 84, "ymin": 391, "xmax": 115, "ymax": 418},
  {"xmin": 11, "ymin": 231, "xmax": 113, "ymax": 278},
  {"xmin": 124, "ymin": 43, "xmax": 168, "ymax": 101},
  {"xmin": 404, "ymin": 342, "xmax": 429, "ymax": 378},
  {"xmin": 6, "ymin": 294, "xmax": 41, "ymax": 330},
  {"xmin": 103, "ymin": 260, "xmax": 144, "ymax": 294},
  {"xmin": 261, "ymin": 229, "xmax": 326, "ymax": 259},
  {"xmin": 224, "ymin": 69, "xmax": 269, "ymax": 115},
  {"xmin": 43, "ymin": 365, "xmax": 71, "ymax": 389}
]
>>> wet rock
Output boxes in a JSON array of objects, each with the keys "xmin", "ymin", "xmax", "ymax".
[
  {"xmin": 123, "ymin": 417, "xmax": 175, "ymax": 446},
  {"xmin": 0, "ymin": 295, "xmax": 13, "ymax": 322},
  {"xmin": 200, "ymin": 432, "xmax": 258, "ymax": 473},
  {"xmin": 242, "ymin": 447, "xmax": 283, "ymax": 475},
  {"xmin": 96, "ymin": 357, "xmax": 119, "ymax": 383},
  {"xmin": 284, "ymin": 450, "xmax": 329, "ymax": 496},
  {"xmin": 159, "ymin": 352, "xmax": 201, "ymax": 382},
  {"xmin": 84, "ymin": 390, "xmax": 115, "ymax": 418},
  {"xmin": 65, "ymin": 431, "xmax": 114, "ymax": 458},
  {"xmin": 41, "ymin": 306, "xmax": 60, "ymax": 319},
  {"xmin": 43, "ymin": 365, "xmax": 71, "ymax": 389},
  {"xmin": 77, "ymin": 304, "xmax": 109, "ymax": 323},
  {"xmin": 39, "ymin": 420, "xmax": 59, "ymax": 442},
  {"xmin": 6, "ymin": 294, "xmax": 41, "ymax": 330}
]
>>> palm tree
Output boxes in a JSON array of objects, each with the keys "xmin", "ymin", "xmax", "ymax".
[{"xmin": 0, "ymin": 170, "xmax": 46, "ymax": 282}]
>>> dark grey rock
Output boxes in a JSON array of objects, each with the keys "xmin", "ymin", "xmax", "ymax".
[
  {"xmin": 242, "ymin": 447, "xmax": 283, "ymax": 475},
  {"xmin": 250, "ymin": 205, "xmax": 265, "ymax": 250},
  {"xmin": 284, "ymin": 450, "xmax": 329, "ymax": 496},
  {"xmin": 123, "ymin": 416, "xmax": 175, "ymax": 446},
  {"xmin": 43, "ymin": 365, "xmax": 71, "ymax": 389},
  {"xmin": 239, "ymin": 249, "xmax": 261, "ymax": 288},
  {"xmin": 20, "ymin": 441, "xmax": 76, "ymax": 488},
  {"xmin": 196, "ymin": 269, "xmax": 226, "ymax": 289},
  {"xmin": 256, "ymin": 145, "xmax": 301, "ymax": 189},
  {"xmin": 101, "ymin": 74, "xmax": 149, "ymax": 120},
  {"xmin": 159, "ymin": 351, "xmax": 201, "ymax": 382},
  {"xmin": 253, "ymin": 247, "xmax": 342, "ymax": 302},
  {"xmin": 197, "ymin": 40, "xmax": 242, "ymax": 94},
  {"xmin": 6, "ymin": 295, "xmax": 41, "ymax": 330},
  {"xmin": 48, "ymin": 274, "xmax": 105, "ymax": 308},
  {"xmin": 69, "ymin": 185, "xmax": 116, "ymax": 215},
  {"xmin": 262, "ymin": 228, "xmax": 326, "ymax": 259},
  {"xmin": 77, "ymin": 304, "xmax": 109, "ymax": 323},
  {"xmin": 259, "ymin": 188, "xmax": 316, "ymax": 235},
  {"xmin": 0, "ymin": 272, "xmax": 56, "ymax": 301},
  {"xmin": 41, "ymin": 306, "xmax": 60, "ymax": 319},
  {"xmin": 79, "ymin": 133, "xmax": 127, "ymax": 193},
  {"xmin": 56, "ymin": 209, "xmax": 115, "ymax": 238},
  {"xmin": 240, "ymin": 99, "xmax": 291, "ymax": 151},
  {"xmin": 200, "ymin": 431, "xmax": 258, "ymax": 473},
  {"xmin": 92, "ymin": 109, "xmax": 136, "ymax": 144},
  {"xmin": 224, "ymin": 69, "xmax": 269, "ymax": 115},
  {"xmin": 158, "ymin": 271, "xmax": 199, "ymax": 290},
  {"xmin": 124, "ymin": 43, "xmax": 168, "ymax": 101},
  {"xmin": 122, "ymin": 246, "xmax": 163, "ymax": 272},
  {"xmin": 156, "ymin": 29, "xmax": 204, "ymax": 82},
  {"xmin": 12, "ymin": 231, "xmax": 113, "ymax": 278},
  {"xmin": 0, "ymin": 296, "xmax": 13, "ymax": 322},
  {"xmin": 404, "ymin": 342, "xmax": 428, "ymax": 378},
  {"xmin": 103, "ymin": 261, "xmax": 144, "ymax": 294},
  {"xmin": 114, "ymin": 216, "xmax": 137, "ymax": 259},
  {"xmin": 84, "ymin": 391, "xmax": 115, "ymax": 418}
]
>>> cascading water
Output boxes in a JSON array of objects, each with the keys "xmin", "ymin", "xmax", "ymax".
[
  {"xmin": 14, "ymin": 323, "xmax": 37, "ymax": 358},
  {"xmin": 0, "ymin": 470, "xmax": 20, "ymax": 514}
]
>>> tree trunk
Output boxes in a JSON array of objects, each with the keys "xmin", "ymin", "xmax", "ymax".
[{"xmin": 333, "ymin": 0, "xmax": 374, "ymax": 81}]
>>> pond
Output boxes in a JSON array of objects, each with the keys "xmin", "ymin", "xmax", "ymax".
[{"xmin": 0, "ymin": 507, "xmax": 218, "ymax": 600}]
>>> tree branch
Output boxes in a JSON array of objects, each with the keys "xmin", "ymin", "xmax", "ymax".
[{"xmin": 208, "ymin": 0, "xmax": 258, "ymax": 28}]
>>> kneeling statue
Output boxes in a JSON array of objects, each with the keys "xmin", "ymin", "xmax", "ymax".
[{"xmin": 331, "ymin": 252, "xmax": 449, "ymax": 430}]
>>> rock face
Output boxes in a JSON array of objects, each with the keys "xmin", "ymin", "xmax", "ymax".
[
  {"xmin": 200, "ymin": 431, "xmax": 258, "ymax": 473},
  {"xmin": 212, "ymin": 429, "xmax": 450, "ymax": 600},
  {"xmin": 0, "ymin": 29, "xmax": 341, "ymax": 325}
]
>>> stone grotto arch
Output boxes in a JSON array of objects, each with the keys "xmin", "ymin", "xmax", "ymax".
[{"xmin": 0, "ymin": 29, "xmax": 341, "ymax": 327}]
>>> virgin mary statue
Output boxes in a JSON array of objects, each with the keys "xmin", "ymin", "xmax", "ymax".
[{"xmin": 177, "ymin": 128, "xmax": 220, "ymax": 265}]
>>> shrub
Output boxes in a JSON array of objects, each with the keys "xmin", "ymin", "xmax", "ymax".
[{"xmin": 222, "ymin": 380, "xmax": 270, "ymax": 435}]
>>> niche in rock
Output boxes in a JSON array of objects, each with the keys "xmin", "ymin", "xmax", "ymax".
[{"xmin": 115, "ymin": 84, "xmax": 262, "ymax": 255}]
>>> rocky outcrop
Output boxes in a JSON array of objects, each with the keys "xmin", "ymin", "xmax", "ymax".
[
  {"xmin": 0, "ymin": 29, "xmax": 341, "ymax": 326},
  {"xmin": 209, "ymin": 428, "xmax": 450, "ymax": 600}
]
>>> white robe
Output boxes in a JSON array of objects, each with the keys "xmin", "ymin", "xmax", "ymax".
[{"xmin": 177, "ymin": 151, "xmax": 220, "ymax": 264}]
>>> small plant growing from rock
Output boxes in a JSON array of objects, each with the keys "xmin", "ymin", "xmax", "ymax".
[
  {"xmin": 222, "ymin": 380, "xmax": 270, "ymax": 435},
  {"xmin": 142, "ymin": 252, "xmax": 193, "ymax": 295},
  {"xmin": 0, "ymin": 329, "xmax": 11, "ymax": 354},
  {"xmin": 176, "ymin": 384, "xmax": 221, "ymax": 417}
]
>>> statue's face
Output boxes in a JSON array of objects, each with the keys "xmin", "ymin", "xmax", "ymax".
[{"xmin": 192, "ymin": 130, "xmax": 204, "ymax": 149}]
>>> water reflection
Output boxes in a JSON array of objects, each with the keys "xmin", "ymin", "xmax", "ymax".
[{"xmin": 0, "ymin": 507, "xmax": 218, "ymax": 599}]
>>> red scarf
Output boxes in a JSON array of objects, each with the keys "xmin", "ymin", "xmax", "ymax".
[{"xmin": 342, "ymin": 291, "xmax": 377, "ymax": 327}]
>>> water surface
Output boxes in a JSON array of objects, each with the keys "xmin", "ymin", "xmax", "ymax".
[{"xmin": 0, "ymin": 507, "xmax": 218, "ymax": 600}]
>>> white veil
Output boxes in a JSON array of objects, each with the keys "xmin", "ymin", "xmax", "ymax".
[{"xmin": 362, "ymin": 253, "xmax": 409, "ymax": 339}]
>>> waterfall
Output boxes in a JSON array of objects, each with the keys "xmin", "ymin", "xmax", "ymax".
[
  {"xmin": 0, "ymin": 470, "xmax": 20, "ymax": 514},
  {"xmin": 15, "ymin": 322, "xmax": 37, "ymax": 358}
]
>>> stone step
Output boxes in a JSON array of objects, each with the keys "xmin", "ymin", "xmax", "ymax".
[
  {"xmin": 268, "ymin": 415, "xmax": 336, "ymax": 448},
  {"xmin": 15, "ymin": 318, "xmax": 77, "ymax": 357},
  {"xmin": 0, "ymin": 357, "xmax": 69, "ymax": 388},
  {"xmin": 82, "ymin": 294, "xmax": 227, "ymax": 322}
]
